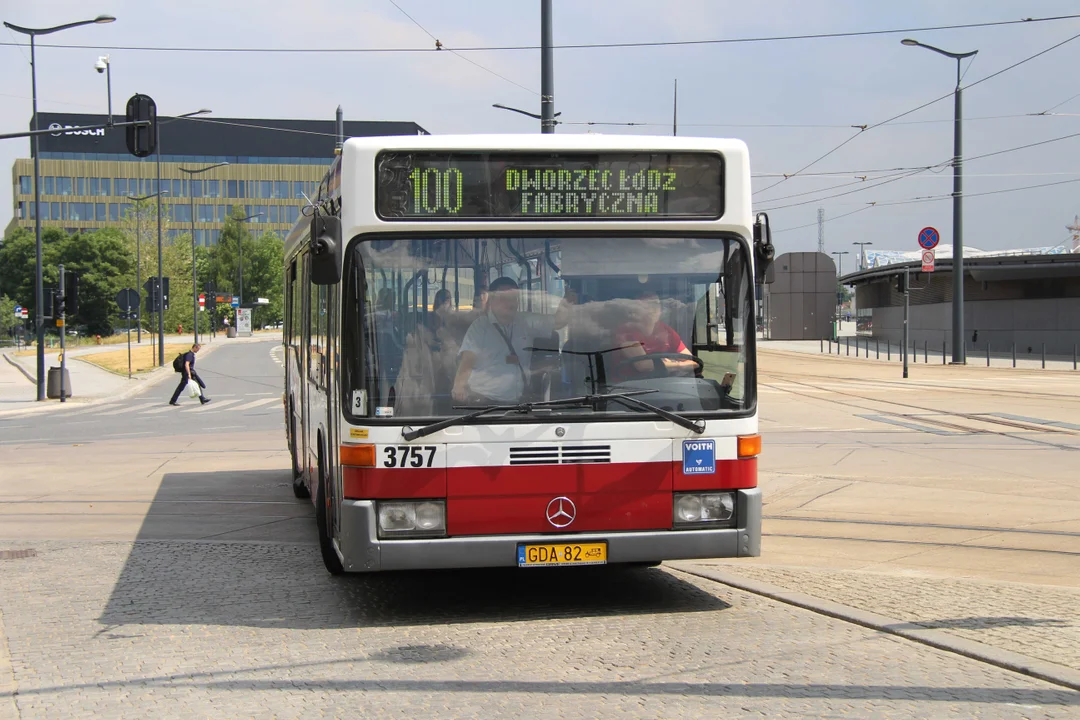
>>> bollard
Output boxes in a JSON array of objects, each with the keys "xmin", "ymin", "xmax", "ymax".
[
  {"xmin": 846, "ymin": 338, "xmax": 850, "ymax": 356},
  {"xmin": 924, "ymin": 340, "xmax": 928, "ymax": 364},
  {"xmin": 1042, "ymin": 343, "xmax": 1046, "ymax": 369},
  {"xmin": 943, "ymin": 342, "xmax": 946, "ymax": 365},
  {"xmin": 1012, "ymin": 343, "xmax": 1016, "ymax": 368},
  {"xmin": 888, "ymin": 343, "xmax": 891, "ymax": 361},
  {"xmin": 987, "ymin": 342, "xmax": 990, "ymax": 368},
  {"xmin": 876, "ymin": 339, "xmax": 880, "ymax": 360},
  {"xmin": 1074, "ymin": 344, "xmax": 1077, "ymax": 371},
  {"xmin": 820, "ymin": 338, "xmax": 824, "ymax": 353}
]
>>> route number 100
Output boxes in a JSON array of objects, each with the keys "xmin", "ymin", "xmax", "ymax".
[{"xmin": 411, "ymin": 168, "xmax": 463, "ymax": 214}]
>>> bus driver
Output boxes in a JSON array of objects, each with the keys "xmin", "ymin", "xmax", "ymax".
[{"xmin": 452, "ymin": 277, "xmax": 574, "ymax": 404}]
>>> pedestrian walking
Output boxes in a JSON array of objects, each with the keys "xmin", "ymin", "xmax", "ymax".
[{"xmin": 169, "ymin": 343, "xmax": 211, "ymax": 406}]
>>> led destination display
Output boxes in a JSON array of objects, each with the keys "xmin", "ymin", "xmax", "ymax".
[{"xmin": 376, "ymin": 151, "xmax": 724, "ymax": 220}]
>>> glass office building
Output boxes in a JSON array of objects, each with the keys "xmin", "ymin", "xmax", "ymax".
[{"xmin": 7, "ymin": 113, "xmax": 427, "ymax": 245}]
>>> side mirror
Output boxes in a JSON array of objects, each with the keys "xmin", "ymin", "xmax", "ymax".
[
  {"xmin": 752, "ymin": 212, "xmax": 775, "ymax": 284},
  {"xmin": 310, "ymin": 215, "xmax": 342, "ymax": 285}
]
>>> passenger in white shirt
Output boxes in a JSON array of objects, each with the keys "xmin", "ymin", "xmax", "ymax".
[{"xmin": 453, "ymin": 277, "xmax": 574, "ymax": 403}]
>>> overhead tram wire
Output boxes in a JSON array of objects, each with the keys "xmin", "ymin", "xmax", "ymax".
[
  {"xmin": 761, "ymin": 128, "xmax": 1080, "ymax": 210},
  {"xmin": 877, "ymin": 176, "xmax": 1080, "ymax": 207},
  {"xmin": 3, "ymin": 13, "xmax": 1079, "ymax": 54},
  {"xmin": 752, "ymin": 27, "xmax": 1080, "ymax": 200},
  {"xmin": 772, "ymin": 205, "xmax": 876, "ymax": 235},
  {"xmin": 386, "ymin": 0, "xmax": 538, "ymax": 96}
]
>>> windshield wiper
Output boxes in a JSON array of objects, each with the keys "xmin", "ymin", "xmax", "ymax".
[
  {"xmin": 582, "ymin": 391, "xmax": 706, "ymax": 435},
  {"xmin": 399, "ymin": 390, "xmax": 659, "ymax": 441}
]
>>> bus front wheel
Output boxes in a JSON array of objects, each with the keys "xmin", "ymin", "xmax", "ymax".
[{"xmin": 315, "ymin": 467, "xmax": 345, "ymax": 576}]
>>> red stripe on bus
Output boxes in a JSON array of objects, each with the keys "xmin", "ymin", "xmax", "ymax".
[
  {"xmin": 672, "ymin": 457, "xmax": 757, "ymax": 491},
  {"xmin": 446, "ymin": 462, "xmax": 672, "ymax": 535},
  {"xmin": 342, "ymin": 466, "xmax": 446, "ymax": 499}
]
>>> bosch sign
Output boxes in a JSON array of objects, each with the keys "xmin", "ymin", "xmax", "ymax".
[{"xmin": 48, "ymin": 122, "xmax": 105, "ymax": 137}]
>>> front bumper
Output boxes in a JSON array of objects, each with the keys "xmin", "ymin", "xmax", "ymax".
[{"xmin": 336, "ymin": 487, "xmax": 761, "ymax": 572}]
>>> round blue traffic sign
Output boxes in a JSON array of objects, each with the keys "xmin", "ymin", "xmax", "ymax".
[{"xmin": 918, "ymin": 226, "xmax": 940, "ymax": 250}]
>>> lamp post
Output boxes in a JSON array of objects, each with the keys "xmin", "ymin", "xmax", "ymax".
[
  {"xmin": 179, "ymin": 162, "xmax": 228, "ymax": 344},
  {"xmin": 128, "ymin": 190, "xmax": 168, "ymax": 343},
  {"xmin": 853, "ymin": 241, "xmax": 873, "ymax": 271},
  {"xmin": 237, "ymin": 213, "xmax": 262, "ymax": 325},
  {"xmin": 902, "ymin": 38, "xmax": 978, "ymax": 364},
  {"xmin": 831, "ymin": 250, "xmax": 849, "ymax": 337},
  {"xmin": 154, "ymin": 110, "xmax": 211, "ymax": 366},
  {"xmin": 4, "ymin": 14, "xmax": 116, "ymax": 400}
]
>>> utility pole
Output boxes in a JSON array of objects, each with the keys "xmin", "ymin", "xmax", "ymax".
[
  {"xmin": 335, "ymin": 105, "xmax": 344, "ymax": 154},
  {"xmin": 1068, "ymin": 215, "xmax": 1080, "ymax": 253},
  {"xmin": 817, "ymin": 208, "xmax": 825, "ymax": 254},
  {"xmin": 673, "ymin": 79, "xmax": 677, "ymax": 136},
  {"xmin": 903, "ymin": 267, "xmax": 910, "ymax": 379},
  {"xmin": 540, "ymin": 0, "xmax": 555, "ymax": 133}
]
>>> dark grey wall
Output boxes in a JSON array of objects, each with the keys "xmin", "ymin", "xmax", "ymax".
[
  {"xmin": 765, "ymin": 252, "xmax": 836, "ymax": 340},
  {"xmin": 33, "ymin": 113, "xmax": 427, "ymax": 158}
]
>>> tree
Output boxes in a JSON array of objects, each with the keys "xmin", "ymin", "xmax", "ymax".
[
  {"xmin": 45, "ymin": 229, "xmax": 133, "ymax": 336},
  {"xmin": 0, "ymin": 295, "xmax": 19, "ymax": 343},
  {"xmin": 205, "ymin": 207, "xmax": 283, "ymax": 328}
]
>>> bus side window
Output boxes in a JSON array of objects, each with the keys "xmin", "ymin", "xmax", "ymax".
[{"xmin": 309, "ymin": 275, "xmax": 328, "ymax": 386}]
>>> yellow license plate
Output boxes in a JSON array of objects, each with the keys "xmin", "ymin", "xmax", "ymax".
[{"xmin": 518, "ymin": 542, "xmax": 607, "ymax": 567}]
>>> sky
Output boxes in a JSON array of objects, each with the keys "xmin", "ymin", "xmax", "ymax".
[{"xmin": 3, "ymin": 0, "xmax": 1080, "ymax": 259}]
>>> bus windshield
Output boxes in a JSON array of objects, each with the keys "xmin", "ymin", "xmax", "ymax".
[{"xmin": 343, "ymin": 236, "xmax": 754, "ymax": 422}]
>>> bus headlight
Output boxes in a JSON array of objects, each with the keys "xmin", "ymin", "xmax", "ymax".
[
  {"xmin": 377, "ymin": 500, "xmax": 446, "ymax": 538},
  {"xmin": 673, "ymin": 492, "xmax": 735, "ymax": 528}
]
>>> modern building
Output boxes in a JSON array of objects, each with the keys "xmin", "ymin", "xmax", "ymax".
[
  {"xmin": 7, "ymin": 113, "xmax": 427, "ymax": 245},
  {"xmin": 843, "ymin": 249, "xmax": 1080, "ymax": 357}
]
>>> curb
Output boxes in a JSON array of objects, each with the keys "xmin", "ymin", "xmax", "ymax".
[
  {"xmin": 2, "ymin": 352, "xmax": 35, "ymax": 384},
  {"xmin": 668, "ymin": 562, "xmax": 1080, "ymax": 693}
]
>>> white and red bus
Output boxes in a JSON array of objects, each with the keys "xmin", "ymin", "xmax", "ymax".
[{"xmin": 283, "ymin": 134, "xmax": 773, "ymax": 574}]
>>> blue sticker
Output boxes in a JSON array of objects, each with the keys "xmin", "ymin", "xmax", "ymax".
[{"xmin": 683, "ymin": 439, "xmax": 716, "ymax": 474}]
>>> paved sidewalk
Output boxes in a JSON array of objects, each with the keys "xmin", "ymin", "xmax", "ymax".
[
  {"xmin": 684, "ymin": 561, "xmax": 1080, "ymax": 680},
  {"xmin": 0, "ymin": 333, "xmax": 269, "ymax": 415}
]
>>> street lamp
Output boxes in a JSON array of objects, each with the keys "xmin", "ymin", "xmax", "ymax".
[
  {"xmin": 128, "ymin": 190, "xmax": 169, "ymax": 343},
  {"xmin": 902, "ymin": 38, "xmax": 978, "ymax": 364},
  {"xmin": 4, "ymin": 13, "xmax": 116, "ymax": 400},
  {"xmin": 154, "ymin": 109, "xmax": 211, "ymax": 366},
  {"xmin": 853, "ymin": 241, "xmax": 873, "ymax": 271},
  {"xmin": 831, "ymin": 250, "xmax": 850, "ymax": 336},
  {"xmin": 179, "ymin": 162, "xmax": 228, "ymax": 344}
]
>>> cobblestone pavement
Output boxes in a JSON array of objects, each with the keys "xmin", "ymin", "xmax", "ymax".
[
  {"xmin": 1, "ymin": 541, "xmax": 1078, "ymax": 718},
  {"xmin": 695, "ymin": 563, "xmax": 1080, "ymax": 674}
]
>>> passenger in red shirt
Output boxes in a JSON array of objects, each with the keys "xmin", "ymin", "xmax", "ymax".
[{"xmin": 613, "ymin": 291, "xmax": 697, "ymax": 380}]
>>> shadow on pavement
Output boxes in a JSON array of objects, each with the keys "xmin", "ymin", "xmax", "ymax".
[{"xmin": 100, "ymin": 468, "xmax": 731, "ymax": 630}]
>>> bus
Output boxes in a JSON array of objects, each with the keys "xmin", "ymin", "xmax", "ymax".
[{"xmin": 283, "ymin": 134, "xmax": 774, "ymax": 574}]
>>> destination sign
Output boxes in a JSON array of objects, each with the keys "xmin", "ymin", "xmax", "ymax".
[{"xmin": 375, "ymin": 151, "xmax": 724, "ymax": 220}]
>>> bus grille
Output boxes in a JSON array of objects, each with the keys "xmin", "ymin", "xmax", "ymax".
[{"xmin": 509, "ymin": 445, "xmax": 611, "ymax": 466}]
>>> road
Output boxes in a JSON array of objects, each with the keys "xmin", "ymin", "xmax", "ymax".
[{"xmin": 0, "ymin": 339, "xmax": 1077, "ymax": 717}]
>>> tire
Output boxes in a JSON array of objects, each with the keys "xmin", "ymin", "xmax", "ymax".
[
  {"xmin": 289, "ymin": 415, "xmax": 309, "ymax": 499},
  {"xmin": 315, "ymin": 464, "xmax": 345, "ymax": 576}
]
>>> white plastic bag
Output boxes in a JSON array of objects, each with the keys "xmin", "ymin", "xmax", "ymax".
[{"xmin": 187, "ymin": 379, "xmax": 201, "ymax": 399}]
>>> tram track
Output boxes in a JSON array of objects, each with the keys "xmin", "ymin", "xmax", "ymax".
[
  {"xmin": 761, "ymin": 366, "xmax": 1080, "ymax": 405},
  {"xmin": 758, "ymin": 373, "xmax": 1080, "ymax": 450}
]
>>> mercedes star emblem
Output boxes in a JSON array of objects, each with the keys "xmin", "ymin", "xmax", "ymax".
[{"xmin": 545, "ymin": 496, "xmax": 576, "ymax": 528}]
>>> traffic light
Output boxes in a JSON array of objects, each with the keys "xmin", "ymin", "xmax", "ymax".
[
  {"xmin": 63, "ymin": 272, "xmax": 79, "ymax": 315},
  {"xmin": 204, "ymin": 282, "xmax": 217, "ymax": 311},
  {"xmin": 142, "ymin": 276, "xmax": 171, "ymax": 313},
  {"xmin": 125, "ymin": 93, "xmax": 157, "ymax": 158},
  {"xmin": 162, "ymin": 276, "xmax": 170, "ymax": 310},
  {"xmin": 896, "ymin": 274, "xmax": 907, "ymax": 293},
  {"xmin": 42, "ymin": 288, "xmax": 55, "ymax": 319}
]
